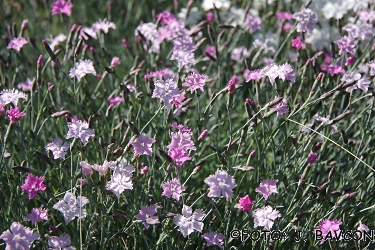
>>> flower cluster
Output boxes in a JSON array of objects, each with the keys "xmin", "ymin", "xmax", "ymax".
[{"xmin": 167, "ymin": 123, "xmax": 196, "ymax": 167}]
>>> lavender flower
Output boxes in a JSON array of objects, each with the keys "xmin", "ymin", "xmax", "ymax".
[
  {"xmin": 45, "ymin": 138, "xmax": 70, "ymax": 159},
  {"xmin": 183, "ymin": 73, "xmax": 208, "ymax": 93},
  {"xmin": 66, "ymin": 119, "xmax": 95, "ymax": 144},
  {"xmin": 0, "ymin": 222, "xmax": 39, "ymax": 249},
  {"xmin": 334, "ymin": 36, "xmax": 357, "ymax": 55},
  {"xmin": 135, "ymin": 205, "xmax": 160, "ymax": 229},
  {"xmin": 204, "ymin": 170, "xmax": 236, "ymax": 201},
  {"xmin": 293, "ymin": 8, "xmax": 318, "ymax": 33},
  {"xmin": 173, "ymin": 205, "xmax": 205, "ymax": 237},
  {"xmin": 161, "ymin": 178, "xmax": 186, "ymax": 201},
  {"xmin": 53, "ymin": 192, "xmax": 89, "ymax": 224}
]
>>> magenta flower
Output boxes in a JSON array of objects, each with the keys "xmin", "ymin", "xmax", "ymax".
[
  {"xmin": 7, "ymin": 37, "xmax": 28, "ymax": 52},
  {"xmin": 129, "ymin": 133, "xmax": 155, "ymax": 156},
  {"xmin": 203, "ymin": 46, "xmax": 217, "ymax": 60},
  {"xmin": 136, "ymin": 205, "xmax": 160, "ymax": 229},
  {"xmin": 45, "ymin": 138, "xmax": 70, "ymax": 159},
  {"xmin": 0, "ymin": 222, "xmax": 39, "ymax": 249},
  {"xmin": 156, "ymin": 10, "xmax": 176, "ymax": 25},
  {"xmin": 167, "ymin": 131, "xmax": 196, "ymax": 152},
  {"xmin": 237, "ymin": 195, "xmax": 256, "ymax": 213},
  {"xmin": 140, "ymin": 166, "xmax": 148, "ymax": 175},
  {"xmin": 334, "ymin": 36, "xmax": 357, "ymax": 55},
  {"xmin": 53, "ymin": 192, "xmax": 89, "ymax": 224},
  {"xmin": 68, "ymin": 59, "xmax": 96, "ymax": 82},
  {"xmin": 315, "ymin": 219, "xmax": 342, "ymax": 244},
  {"xmin": 291, "ymin": 36, "xmax": 305, "ymax": 50},
  {"xmin": 276, "ymin": 12, "xmax": 293, "ymax": 20},
  {"xmin": 7, "ymin": 107, "xmax": 26, "ymax": 122},
  {"xmin": 25, "ymin": 208, "xmax": 48, "ymax": 224},
  {"xmin": 21, "ymin": 174, "xmax": 47, "ymax": 200},
  {"xmin": 255, "ymin": 179, "xmax": 278, "ymax": 200},
  {"xmin": 204, "ymin": 170, "xmax": 237, "ymax": 201},
  {"xmin": 161, "ymin": 178, "xmax": 186, "ymax": 201},
  {"xmin": 253, "ymin": 206, "xmax": 281, "ymax": 230},
  {"xmin": 183, "ymin": 73, "xmax": 208, "ymax": 93},
  {"xmin": 173, "ymin": 205, "xmax": 205, "ymax": 237},
  {"xmin": 51, "ymin": 0, "xmax": 74, "ymax": 16},
  {"xmin": 202, "ymin": 232, "xmax": 225, "ymax": 248},
  {"xmin": 227, "ymin": 75, "xmax": 240, "ymax": 94},
  {"xmin": 48, "ymin": 234, "xmax": 75, "ymax": 250},
  {"xmin": 66, "ymin": 119, "xmax": 95, "ymax": 144},
  {"xmin": 292, "ymin": 8, "xmax": 318, "ymax": 33},
  {"xmin": 308, "ymin": 151, "xmax": 318, "ymax": 164}
]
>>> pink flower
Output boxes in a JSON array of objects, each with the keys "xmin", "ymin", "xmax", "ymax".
[
  {"xmin": 170, "ymin": 49, "xmax": 195, "ymax": 69},
  {"xmin": 48, "ymin": 234, "xmax": 75, "ymax": 250},
  {"xmin": 156, "ymin": 11, "xmax": 176, "ymax": 25},
  {"xmin": 198, "ymin": 130, "xmax": 208, "ymax": 141},
  {"xmin": 161, "ymin": 178, "xmax": 186, "ymax": 201},
  {"xmin": 0, "ymin": 103, "xmax": 5, "ymax": 116},
  {"xmin": 140, "ymin": 166, "xmax": 148, "ymax": 175},
  {"xmin": 227, "ymin": 75, "xmax": 239, "ymax": 94},
  {"xmin": 108, "ymin": 96, "xmax": 125, "ymax": 109},
  {"xmin": 7, "ymin": 37, "xmax": 28, "ymax": 51},
  {"xmin": 45, "ymin": 138, "xmax": 70, "ymax": 159},
  {"xmin": 110, "ymin": 56, "xmax": 121, "ymax": 68},
  {"xmin": 255, "ymin": 179, "xmax": 278, "ymax": 200},
  {"xmin": 315, "ymin": 219, "xmax": 342, "ymax": 244},
  {"xmin": 7, "ymin": 107, "xmax": 26, "ymax": 122},
  {"xmin": 203, "ymin": 46, "xmax": 217, "ymax": 60},
  {"xmin": 92, "ymin": 19, "xmax": 116, "ymax": 34},
  {"xmin": 183, "ymin": 73, "xmax": 208, "ymax": 93},
  {"xmin": 245, "ymin": 69, "xmax": 262, "ymax": 82},
  {"xmin": 18, "ymin": 78, "xmax": 34, "ymax": 92},
  {"xmin": 51, "ymin": 0, "xmax": 74, "ymax": 16},
  {"xmin": 291, "ymin": 36, "xmax": 305, "ymax": 50},
  {"xmin": 204, "ymin": 170, "xmax": 237, "ymax": 201},
  {"xmin": 129, "ymin": 133, "xmax": 155, "ymax": 156},
  {"xmin": 173, "ymin": 205, "xmax": 205, "ymax": 237},
  {"xmin": 231, "ymin": 46, "xmax": 250, "ymax": 63},
  {"xmin": 168, "ymin": 147, "xmax": 191, "ymax": 167},
  {"xmin": 66, "ymin": 119, "xmax": 95, "ymax": 144},
  {"xmin": 237, "ymin": 195, "xmax": 256, "ymax": 213},
  {"xmin": 202, "ymin": 232, "xmax": 225, "ymax": 248},
  {"xmin": 244, "ymin": 14, "xmax": 262, "ymax": 32},
  {"xmin": 206, "ymin": 12, "xmax": 214, "ymax": 22},
  {"xmin": 276, "ymin": 12, "xmax": 293, "ymax": 20},
  {"xmin": 92, "ymin": 160, "xmax": 113, "ymax": 175},
  {"xmin": 0, "ymin": 222, "xmax": 39, "ymax": 249},
  {"xmin": 135, "ymin": 205, "xmax": 160, "ymax": 229},
  {"xmin": 253, "ymin": 206, "xmax": 281, "ymax": 230},
  {"xmin": 79, "ymin": 161, "xmax": 94, "ymax": 175},
  {"xmin": 366, "ymin": 60, "xmax": 375, "ymax": 76},
  {"xmin": 152, "ymin": 78, "xmax": 181, "ymax": 110},
  {"xmin": 21, "ymin": 174, "xmax": 47, "ymax": 200},
  {"xmin": 122, "ymin": 39, "xmax": 129, "ymax": 48},
  {"xmin": 25, "ymin": 208, "xmax": 49, "ymax": 224}
]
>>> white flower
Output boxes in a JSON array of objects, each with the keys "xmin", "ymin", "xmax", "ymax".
[
  {"xmin": 253, "ymin": 206, "xmax": 281, "ymax": 230},
  {"xmin": 45, "ymin": 138, "xmax": 70, "ymax": 159},
  {"xmin": 173, "ymin": 205, "xmax": 206, "ymax": 237},
  {"xmin": 106, "ymin": 172, "xmax": 134, "ymax": 198},
  {"xmin": 92, "ymin": 19, "xmax": 116, "ymax": 33},
  {"xmin": 0, "ymin": 89, "xmax": 27, "ymax": 106},
  {"xmin": 48, "ymin": 34, "xmax": 67, "ymax": 51},
  {"xmin": 322, "ymin": 1, "xmax": 348, "ymax": 20},
  {"xmin": 69, "ymin": 59, "xmax": 96, "ymax": 82},
  {"xmin": 202, "ymin": 0, "xmax": 230, "ymax": 11},
  {"xmin": 53, "ymin": 192, "xmax": 89, "ymax": 224}
]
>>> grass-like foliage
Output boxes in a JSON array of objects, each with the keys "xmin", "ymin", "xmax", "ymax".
[{"xmin": 1, "ymin": 0, "xmax": 375, "ymax": 249}]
